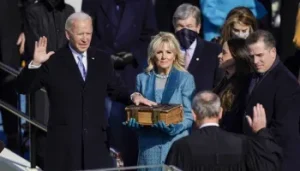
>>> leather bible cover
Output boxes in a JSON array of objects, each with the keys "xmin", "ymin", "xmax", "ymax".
[{"xmin": 125, "ymin": 104, "xmax": 183, "ymax": 126}]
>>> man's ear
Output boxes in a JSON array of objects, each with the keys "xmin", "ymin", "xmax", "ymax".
[
  {"xmin": 192, "ymin": 110, "xmax": 197, "ymax": 121},
  {"xmin": 270, "ymin": 47, "xmax": 277, "ymax": 59},
  {"xmin": 65, "ymin": 30, "xmax": 70, "ymax": 40},
  {"xmin": 196, "ymin": 24, "xmax": 201, "ymax": 34},
  {"xmin": 218, "ymin": 107, "xmax": 223, "ymax": 120}
]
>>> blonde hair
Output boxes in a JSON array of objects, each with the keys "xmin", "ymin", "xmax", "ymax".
[
  {"xmin": 145, "ymin": 32, "xmax": 186, "ymax": 73},
  {"xmin": 220, "ymin": 7, "xmax": 258, "ymax": 44}
]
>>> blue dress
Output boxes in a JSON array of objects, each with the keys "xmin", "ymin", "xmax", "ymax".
[{"xmin": 135, "ymin": 68, "xmax": 195, "ymax": 170}]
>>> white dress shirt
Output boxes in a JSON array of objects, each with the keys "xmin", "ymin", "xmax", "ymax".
[
  {"xmin": 180, "ymin": 40, "xmax": 197, "ymax": 68},
  {"xmin": 69, "ymin": 44, "xmax": 88, "ymax": 71},
  {"xmin": 199, "ymin": 123, "xmax": 219, "ymax": 129}
]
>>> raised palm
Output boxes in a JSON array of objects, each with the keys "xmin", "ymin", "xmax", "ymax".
[{"xmin": 33, "ymin": 36, "xmax": 55, "ymax": 65}]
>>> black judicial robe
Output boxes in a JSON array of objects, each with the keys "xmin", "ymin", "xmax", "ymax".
[{"xmin": 166, "ymin": 126, "xmax": 282, "ymax": 171}]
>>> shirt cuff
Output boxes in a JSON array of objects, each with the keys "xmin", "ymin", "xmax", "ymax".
[{"xmin": 28, "ymin": 61, "xmax": 41, "ymax": 69}]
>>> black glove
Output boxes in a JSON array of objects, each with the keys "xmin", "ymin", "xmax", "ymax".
[{"xmin": 110, "ymin": 52, "xmax": 137, "ymax": 70}]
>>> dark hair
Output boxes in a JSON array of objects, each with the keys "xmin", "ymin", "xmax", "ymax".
[
  {"xmin": 227, "ymin": 38, "xmax": 254, "ymax": 75},
  {"xmin": 245, "ymin": 30, "xmax": 276, "ymax": 49},
  {"xmin": 214, "ymin": 38, "xmax": 254, "ymax": 112},
  {"xmin": 220, "ymin": 6, "xmax": 258, "ymax": 44}
]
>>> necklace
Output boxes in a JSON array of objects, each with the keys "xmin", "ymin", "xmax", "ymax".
[{"xmin": 154, "ymin": 73, "xmax": 169, "ymax": 79}]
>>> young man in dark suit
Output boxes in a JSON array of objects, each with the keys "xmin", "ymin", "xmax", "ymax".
[
  {"xmin": 172, "ymin": 3, "xmax": 222, "ymax": 93},
  {"xmin": 244, "ymin": 30, "xmax": 300, "ymax": 171},
  {"xmin": 15, "ymin": 12, "xmax": 156, "ymax": 171},
  {"xmin": 166, "ymin": 91, "xmax": 282, "ymax": 171}
]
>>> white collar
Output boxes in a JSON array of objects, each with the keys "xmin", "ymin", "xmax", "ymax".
[
  {"xmin": 68, "ymin": 44, "xmax": 87, "ymax": 58},
  {"xmin": 181, "ymin": 39, "xmax": 197, "ymax": 51},
  {"xmin": 189, "ymin": 39, "xmax": 197, "ymax": 50},
  {"xmin": 199, "ymin": 123, "xmax": 219, "ymax": 129}
]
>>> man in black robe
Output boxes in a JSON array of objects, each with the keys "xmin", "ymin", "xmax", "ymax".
[{"xmin": 166, "ymin": 91, "xmax": 282, "ymax": 171}]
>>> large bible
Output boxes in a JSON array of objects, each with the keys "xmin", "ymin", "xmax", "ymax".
[{"xmin": 125, "ymin": 104, "xmax": 183, "ymax": 126}]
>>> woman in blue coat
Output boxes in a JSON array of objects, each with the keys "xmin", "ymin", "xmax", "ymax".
[{"xmin": 125, "ymin": 32, "xmax": 195, "ymax": 169}]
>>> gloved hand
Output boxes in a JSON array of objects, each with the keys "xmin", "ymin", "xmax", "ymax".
[
  {"xmin": 122, "ymin": 118, "xmax": 142, "ymax": 130},
  {"xmin": 153, "ymin": 121, "xmax": 184, "ymax": 136},
  {"xmin": 110, "ymin": 51, "xmax": 136, "ymax": 70}
]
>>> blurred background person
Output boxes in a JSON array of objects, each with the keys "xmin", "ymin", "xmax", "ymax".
[
  {"xmin": 212, "ymin": 7, "xmax": 258, "ymax": 44},
  {"xmin": 24, "ymin": 0, "xmax": 74, "ymax": 60},
  {"xmin": 125, "ymin": 32, "xmax": 195, "ymax": 169},
  {"xmin": 199, "ymin": 0, "xmax": 267, "ymax": 41},
  {"xmin": 214, "ymin": 38, "xmax": 254, "ymax": 134}
]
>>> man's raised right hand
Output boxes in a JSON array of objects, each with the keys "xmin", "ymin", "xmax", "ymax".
[{"xmin": 32, "ymin": 36, "xmax": 55, "ymax": 65}]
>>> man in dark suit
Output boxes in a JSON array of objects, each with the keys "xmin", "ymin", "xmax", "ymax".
[
  {"xmin": 82, "ymin": 0, "xmax": 158, "ymax": 166},
  {"xmin": 15, "ymin": 12, "xmax": 156, "ymax": 171},
  {"xmin": 166, "ymin": 91, "xmax": 282, "ymax": 171},
  {"xmin": 244, "ymin": 30, "xmax": 300, "ymax": 171},
  {"xmin": 172, "ymin": 3, "xmax": 222, "ymax": 93}
]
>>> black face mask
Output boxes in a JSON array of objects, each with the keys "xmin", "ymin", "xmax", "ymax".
[
  {"xmin": 175, "ymin": 28, "xmax": 198, "ymax": 50},
  {"xmin": 47, "ymin": 0, "xmax": 63, "ymax": 8}
]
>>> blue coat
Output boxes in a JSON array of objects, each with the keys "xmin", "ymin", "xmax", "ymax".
[{"xmin": 135, "ymin": 68, "xmax": 195, "ymax": 167}]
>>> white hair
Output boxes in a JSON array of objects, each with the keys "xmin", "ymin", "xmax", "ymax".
[
  {"xmin": 192, "ymin": 91, "xmax": 221, "ymax": 120},
  {"xmin": 65, "ymin": 12, "xmax": 92, "ymax": 31},
  {"xmin": 172, "ymin": 3, "xmax": 201, "ymax": 28}
]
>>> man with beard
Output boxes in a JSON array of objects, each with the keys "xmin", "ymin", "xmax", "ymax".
[
  {"xmin": 23, "ymin": 0, "xmax": 74, "ymax": 168},
  {"xmin": 172, "ymin": 3, "xmax": 222, "ymax": 93}
]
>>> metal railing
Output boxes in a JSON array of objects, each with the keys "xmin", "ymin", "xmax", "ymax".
[{"xmin": 0, "ymin": 61, "xmax": 46, "ymax": 169}]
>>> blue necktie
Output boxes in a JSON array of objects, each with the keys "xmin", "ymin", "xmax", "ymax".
[{"xmin": 77, "ymin": 54, "xmax": 86, "ymax": 81}]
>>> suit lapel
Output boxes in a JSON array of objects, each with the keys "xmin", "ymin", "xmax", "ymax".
[
  {"xmin": 187, "ymin": 38, "xmax": 204, "ymax": 72},
  {"xmin": 115, "ymin": 0, "xmax": 136, "ymax": 40},
  {"xmin": 161, "ymin": 68, "xmax": 180, "ymax": 104},
  {"xmin": 84, "ymin": 48, "xmax": 96, "ymax": 84},
  {"xmin": 62, "ymin": 46, "xmax": 84, "ymax": 86},
  {"xmin": 144, "ymin": 71, "xmax": 156, "ymax": 102}
]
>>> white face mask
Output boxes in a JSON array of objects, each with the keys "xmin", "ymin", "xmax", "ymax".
[{"xmin": 231, "ymin": 30, "xmax": 250, "ymax": 39}]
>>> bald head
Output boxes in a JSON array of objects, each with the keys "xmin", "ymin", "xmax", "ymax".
[{"xmin": 192, "ymin": 91, "xmax": 221, "ymax": 120}]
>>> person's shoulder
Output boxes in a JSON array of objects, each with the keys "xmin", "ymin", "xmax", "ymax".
[
  {"xmin": 136, "ymin": 71, "xmax": 150, "ymax": 81},
  {"xmin": 87, "ymin": 47, "xmax": 111, "ymax": 60},
  {"xmin": 179, "ymin": 70, "xmax": 194, "ymax": 81},
  {"xmin": 64, "ymin": 4, "xmax": 75, "ymax": 13},
  {"xmin": 273, "ymin": 62, "xmax": 299, "ymax": 88},
  {"xmin": 172, "ymin": 134, "xmax": 190, "ymax": 148},
  {"xmin": 200, "ymin": 38, "xmax": 222, "ymax": 49},
  {"xmin": 25, "ymin": 2, "xmax": 45, "ymax": 14}
]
